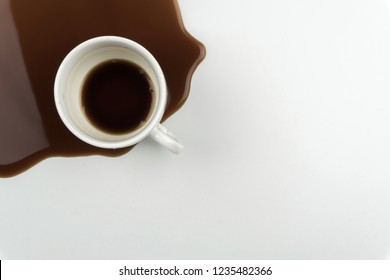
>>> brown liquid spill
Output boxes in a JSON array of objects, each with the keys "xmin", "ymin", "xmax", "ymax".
[{"xmin": 0, "ymin": 0, "xmax": 205, "ymax": 178}]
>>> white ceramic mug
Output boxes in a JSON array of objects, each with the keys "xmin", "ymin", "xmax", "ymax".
[{"xmin": 54, "ymin": 36, "xmax": 183, "ymax": 154}]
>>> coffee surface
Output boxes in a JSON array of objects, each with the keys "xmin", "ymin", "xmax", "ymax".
[
  {"xmin": 0, "ymin": 0, "xmax": 205, "ymax": 177},
  {"xmin": 82, "ymin": 60, "xmax": 153, "ymax": 135}
]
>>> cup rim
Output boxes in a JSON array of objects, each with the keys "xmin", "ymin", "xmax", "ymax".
[{"xmin": 54, "ymin": 36, "xmax": 167, "ymax": 149}]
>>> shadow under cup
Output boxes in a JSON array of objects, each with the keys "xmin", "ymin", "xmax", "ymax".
[{"xmin": 54, "ymin": 36, "xmax": 167, "ymax": 149}]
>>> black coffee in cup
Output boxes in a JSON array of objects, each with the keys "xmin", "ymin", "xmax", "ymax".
[{"xmin": 81, "ymin": 59, "xmax": 154, "ymax": 135}]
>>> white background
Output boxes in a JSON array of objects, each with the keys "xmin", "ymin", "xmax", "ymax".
[{"xmin": 1, "ymin": 0, "xmax": 390, "ymax": 259}]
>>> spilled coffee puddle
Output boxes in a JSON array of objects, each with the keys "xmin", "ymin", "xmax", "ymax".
[{"xmin": 0, "ymin": 0, "xmax": 205, "ymax": 177}]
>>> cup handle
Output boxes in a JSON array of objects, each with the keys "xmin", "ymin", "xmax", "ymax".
[{"xmin": 149, "ymin": 124, "xmax": 184, "ymax": 154}]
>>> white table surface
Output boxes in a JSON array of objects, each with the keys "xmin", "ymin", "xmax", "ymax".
[{"xmin": 1, "ymin": 0, "xmax": 390, "ymax": 259}]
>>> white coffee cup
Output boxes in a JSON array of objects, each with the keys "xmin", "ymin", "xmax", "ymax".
[{"xmin": 54, "ymin": 36, "xmax": 183, "ymax": 154}]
